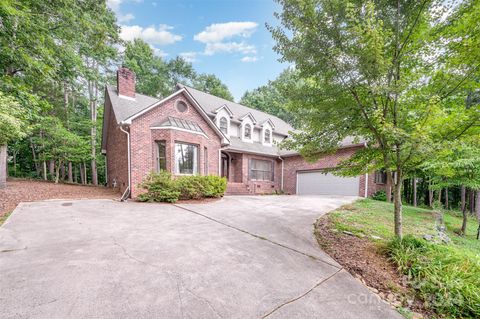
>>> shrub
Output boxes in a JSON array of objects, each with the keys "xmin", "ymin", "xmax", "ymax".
[
  {"xmin": 176, "ymin": 175, "xmax": 205, "ymax": 200},
  {"xmin": 386, "ymin": 235, "xmax": 480, "ymax": 318},
  {"xmin": 137, "ymin": 171, "xmax": 180, "ymax": 203},
  {"xmin": 137, "ymin": 172, "xmax": 227, "ymax": 202},
  {"xmin": 202, "ymin": 175, "xmax": 227, "ymax": 198},
  {"xmin": 371, "ymin": 190, "xmax": 387, "ymax": 201}
]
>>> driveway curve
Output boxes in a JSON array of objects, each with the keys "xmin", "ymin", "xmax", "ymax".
[{"xmin": 0, "ymin": 196, "xmax": 401, "ymax": 318}]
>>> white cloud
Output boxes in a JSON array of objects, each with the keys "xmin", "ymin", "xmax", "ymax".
[
  {"xmin": 179, "ymin": 52, "xmax": 198, "ymax": 63},
  {"xmin": 118, "ymin": 13, "xmax": 135, "ymax": 23},
  {"xmin": 194, "ymin": 21, "xmax": 258, "ymax": 57},
  {"xmin": 204, "ymin": 42, "xmax": 256, "ymax": 56},
  {"xmin": 107, "ymin": 0, "xmax": 135, "ymax": 23},
  {"xmin": 120, "ymin": 24, "xmax": 182, "ymax": 45},
  {"xmin": 194, "ymin": 22, "xmax": 258, "ymax": 43},
  {"xmin": 241, "ymin": 56, "xmax": 258, "ymax": 63}
]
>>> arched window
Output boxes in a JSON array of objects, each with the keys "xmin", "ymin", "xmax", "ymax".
[
  {"xmin": 264, "ymin": 129, "xmax": 271, "ymax": 143},
  {"xmin": 219, "ymin": 117, "xmax": 228, "ymax": 134},
  {"xmin": 244, "ymin": 124, "xmax": 252, "ymax": 139}
]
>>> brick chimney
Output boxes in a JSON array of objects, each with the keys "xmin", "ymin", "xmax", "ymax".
[{"xmin": 117, "ymin": 67, "xmax": 135, "ymax": 98}]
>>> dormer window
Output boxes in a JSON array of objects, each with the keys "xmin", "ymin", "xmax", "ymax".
[
  {"xmin": 264, "ymin": 129, "xmax": 271, "ymax": 144},
  {"xmin": 219, "ymin": 117, "xmax": 228, "ymax": 134},
  {"xmin": 244, "ymin": 124, "xmax": 252, "ymax": 139}
]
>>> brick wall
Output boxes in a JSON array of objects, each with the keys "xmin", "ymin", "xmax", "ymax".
[
  {"xmin": 117, "ymin": 68, "xmax": 135, "ymax": 98},
  {"xmin": 232, "ymin": 153, "xmax": 282, "ymax": 194},
  {"xmin": 129, "ymin": 92, "xmax": 222, "ymax": 198},
  {"xmin": 282, "ymin": 146, "xmax": 384, "ymax": 197},
  {"xmin": 105, "ymin": 95, "xmax": 128, "ymax": 195}
]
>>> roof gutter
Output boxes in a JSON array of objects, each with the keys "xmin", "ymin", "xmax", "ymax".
[
  {"xmin": 279, "ymin": 156, "xmax": 284, "ymax": 191},
  {"xmin": 119, "ymin": 123, "xmax": 131, "ymax": 201}
]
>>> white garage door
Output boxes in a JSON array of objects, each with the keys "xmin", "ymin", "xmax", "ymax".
[{"xmin": 297, "ymin": 171, "xmax": 360, "ymax": 196}]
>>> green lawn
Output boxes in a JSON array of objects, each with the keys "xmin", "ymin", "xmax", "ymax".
[
  {"xmin": 329, "ymin": 199, "xmax": 480, "ymax": 318},
  {"xmin": 329, "ymin": 199, "xmax": 480, "ymax": 253}
]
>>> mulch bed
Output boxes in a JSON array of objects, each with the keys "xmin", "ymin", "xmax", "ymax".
[
  {"xmin": 0, "ymin": 178, "xmax": 119, "ymax": 216},
  {"xmin": 314, "ymin": 216, "xmax": 432, "ymax": 318}
]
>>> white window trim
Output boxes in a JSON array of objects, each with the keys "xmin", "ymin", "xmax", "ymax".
[
  {"xmin": 242, "ymin": 122, "xmax": 253, "ymax": 143},
  {"xmin": 262, "ymin": 127, "xmax": 272, "ymax": 146},
  {"xmin": 216, "ymin": 115, "xmax": 230, "ymax": 136},
  {"xmin": 174, "ymin": 142, "xmax": 199, "ymax": 175}
]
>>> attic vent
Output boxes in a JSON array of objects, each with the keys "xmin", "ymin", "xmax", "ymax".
[{"xmin": 176, "ymin": 101, "xmax": 188, "ymax": 113}]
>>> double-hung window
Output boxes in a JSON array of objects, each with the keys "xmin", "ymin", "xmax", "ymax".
[
  {"xmin": 175, "ymin": 142, "xmax": 199, "ymax": 175},
  {"xmin": 249, "ymin": 159, "xmax": 274, "ymax": 181},
  {"xmin": 156, "ymin": 141, "xmax": 166, "ymax": 171}
]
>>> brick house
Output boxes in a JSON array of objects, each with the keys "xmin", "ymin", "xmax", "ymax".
[{"xmin": 102, "ymin": 68, "xmax": 386, "ymax": 199}]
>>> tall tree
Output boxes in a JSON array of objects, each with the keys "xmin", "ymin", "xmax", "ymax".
[
  {"xmin": 193, "ymin": 74, "xmax": 234, "ymax": 101},
  {"xmin": 270, "ymin": 0, "xmax": 480, "ymax": 238},
  {"xmin": 0, "ymin": 92, "xmax": 27, "ymax": 188},
  {"xmin": 123, "ymin": 39, "xmax": 197, "ymax": 98},
  {"xmin": 240, "ymin": 69, "xmax": 297, "ymax": 124}
]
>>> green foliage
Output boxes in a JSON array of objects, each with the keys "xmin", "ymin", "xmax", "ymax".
[
  {"xmin": 269, "ymin": 0, "xmax": 480, "ymax": 237},
  {"xmin": 0, "ymin": 92, "xmax": 28, "ymax": 145},
  {"xmin": 138, "ymin": 172, "xmax": 227, "ymax": 202},
  {"xmin": 192, "ymin": 74, "xmax": 234, "ymax": 101},
  {"xmin": 137, "ymin": 171, "xmax": 181, "ymax": 203},
  {"xmin": 240, "ymin": 68, "xmax": 297, "ymax": 124},
  {"xmin": 386, "ymin": 236, "xmax": 480, "ymax": 318},
  {"xmin": 370, "ymin": 190, "xmax": 387, "ymax": 201},
  {"xmin": 202, "ymin": 175, "xmax": 227, "ymax": 198},
  {"xmin": 176, "ymin": 175, "xmax": 206, "ymax": 200}
]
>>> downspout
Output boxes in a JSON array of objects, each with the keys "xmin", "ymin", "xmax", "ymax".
[
  {"xmin": 279, "ymin": 156, "xmax": 284, "ymax": 192},
  {"xmin": 364, "ymin": 141, "xmax": 368, "ymax": 198},
  {"xmin": 119, "ymin": 123, "xmax": 131, "ymax": 201}
]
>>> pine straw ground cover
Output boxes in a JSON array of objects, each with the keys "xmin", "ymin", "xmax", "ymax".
[
  {"xmin": 315, "ymin": 199, "xmax": 480, "ymax": 319},
  {"xmin": 0, "ymin": 179, "xmax": 119, "ymax": 225}
]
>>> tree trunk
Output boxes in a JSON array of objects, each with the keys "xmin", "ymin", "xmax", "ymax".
[
  {"xmin": 60, "ymin": 164, "xmax": 66, "ymax": 181},
  {"xmin": 80, "ymin": 164, "xmax": 85, "ymax": 184},
  {"xmin": 88, "ymin": 62, "xmax": 99, "ymax": 186},
  {"xmin": 428, "ymin": 189, "xmax": 433, "ymax": 207},
  {"xmin": 0, "ymin": 144, "xmax": 7, "ymax": 189},
  {"xmin": 386, "ymin": 173, "xmax": 392, "ymax": 202},
  {"xmin": 392, "ymin": 170, "xmax": 403, "ymax": 238},
  {"xmin": 438, "ymin": 188, "xmax": 442, "ymax": 204},
  {"xmin": 461, "ymin": 186, "xmax": 466, "ymax": 212},
  {"xmin": 83, "ymin": 162, "xmax": 88, "ymax": 184},
  {"xmin": 445, "ymin": 187, "xmax": 449, "ymax": 210},
  {"xmin": 68, "ymin": 162, "xmax": 73, "ymax": 183},
  {"xmin": 461, "ymin": 205, "xmax": 468, "ymax": 236},
  {"xmin": 412, "ymin": 177, "xmax": 417, "ymax": 207},
  {"xmin": 470, "ymin": 189, "xmax": 475, "ymax": 215},
  {"xmin": 42, "ymin": 161, "xmax": 47, "ymax": 180},
  {"xmin": 73, "ymin": 164, "xmax": 78, "ymax": 183},
  {"xmin": 476, "ymin": 191, "xmax": 480, "ymax": 219},
  {"xmin": 48, "ymin": 160, "xmax": 55, "ymax": 179},
  {"xmin": 54, "ymin": 161, "xmax": 62, "ymax": 184}
]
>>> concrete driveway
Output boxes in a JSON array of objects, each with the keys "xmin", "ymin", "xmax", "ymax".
[{"xmin": 0, "ymin": 196, "xmax": 401, "ymax": 319}]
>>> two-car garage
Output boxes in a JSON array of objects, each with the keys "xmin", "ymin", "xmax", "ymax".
[{"xmin": 296, "ymin": 170, "xmax": 360, "ymax": 196}]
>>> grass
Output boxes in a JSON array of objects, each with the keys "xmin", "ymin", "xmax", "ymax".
[
  {"xmin": 330, "ymin": 199, "xmax": 480, "ymax": 253},
  {"xmin": 0, "ymin": 211, "xmax": 12, "ymax": 227},
  {"xmin": 329, "ymin": 199, "xmax": 480, "ymax": 318}
]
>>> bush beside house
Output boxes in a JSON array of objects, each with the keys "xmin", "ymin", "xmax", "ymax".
[{"xmin": 137, "ymin": 171, "xmax": 227, "ymax": 203}]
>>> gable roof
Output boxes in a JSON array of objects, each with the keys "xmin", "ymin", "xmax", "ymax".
[
  {"xmin": 176, "ymin": 84, "xmax": 294, "ymax": 136},
  {"xmin": 106, "ymin": 85, "xmax": 159, "ymax": 124}
]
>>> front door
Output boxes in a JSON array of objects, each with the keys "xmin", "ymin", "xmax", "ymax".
[{"xmin": 221, "ymin": 153, "xmax": 229, "ymax": 180}]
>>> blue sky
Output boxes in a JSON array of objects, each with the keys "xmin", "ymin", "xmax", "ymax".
[{"xmin": 107, "ymin": 0, "xmax": 287, "ymax": 101}]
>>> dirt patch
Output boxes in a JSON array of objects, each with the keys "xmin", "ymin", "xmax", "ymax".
[
  {"xmin": 0, "ymin": 179, "xmax": 119, "ymax": 217},
  {"xmin": 315, "ymin": 216, "xmax": 432, "ymax": 318}
]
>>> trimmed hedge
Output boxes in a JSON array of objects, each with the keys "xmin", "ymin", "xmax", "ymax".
[{"xmin": 137, "ymin": 171, "xmax": 227, "ymax": 203}]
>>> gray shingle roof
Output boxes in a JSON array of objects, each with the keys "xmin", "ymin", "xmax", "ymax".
[
  {"xmin": 107, "ymin": 85, "xmax": 159, "ymax": 123},
  {"xmin": 225, "ymin": 137, "xmax": 283, "ymax": 156},
  {"xmin": 178, "ymin": 84, "xmax": 294, "ymax": 136},
  {"xmin": 152, "ymin": 116, "xmax": 205, "ymax": 134}
]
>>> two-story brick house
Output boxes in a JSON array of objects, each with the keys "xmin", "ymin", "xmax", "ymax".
[{"xmin": 102, "ymin": 68, "xmax": 385, "ymax": 199}]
